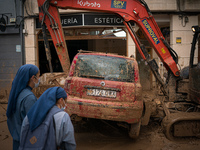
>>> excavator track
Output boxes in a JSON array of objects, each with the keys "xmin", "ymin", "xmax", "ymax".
[{"xmin": 162, "ymin": 112, "xmax": 200, "ymax": 140}]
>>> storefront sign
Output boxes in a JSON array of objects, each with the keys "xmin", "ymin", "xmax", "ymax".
[
  {"xmin": 36, "ymin": 13, "xmax": 134, "ymax": 28},
  {"xmin": 61, "ymin": 14, "xmax": 82, "ymax": 26},
  {"xmin": 84, "ymin": 14, "xmax": 124, "ymax": 25}
]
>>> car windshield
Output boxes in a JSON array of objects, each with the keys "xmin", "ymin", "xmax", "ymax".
[{"xmin": 74, "ymin": 55, "xmax": 135, "ymax": 82}]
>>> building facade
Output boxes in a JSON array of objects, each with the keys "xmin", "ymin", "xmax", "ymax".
[{"xmin": 0, "ymin": 0, "xmax": 24, "ymax": 96}]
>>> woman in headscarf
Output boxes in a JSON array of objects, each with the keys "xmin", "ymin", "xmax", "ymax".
[
  {"xmin": 19, "ymin": 87, "xmax": 76, "ymax": 150},
  {"xmin": 6, "ymin": 64, "xmax": 40, "ymax": 150}
]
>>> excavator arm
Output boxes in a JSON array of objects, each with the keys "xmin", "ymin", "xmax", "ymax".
[
  {"xmin": 37, "ymin": 0, "xmax": 180, "ymax": 91},
  {"xmin": 36, "ymin": 1, "xmax": 200, "ymax": 141}
]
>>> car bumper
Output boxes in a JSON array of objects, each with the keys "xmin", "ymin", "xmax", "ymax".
[{"xmin": 66, "ymin": 96, "xmax": 143, "ymax": 124}]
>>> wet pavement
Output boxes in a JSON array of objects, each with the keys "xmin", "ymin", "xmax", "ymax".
[
  {"xmin": 1, "ymin": 97, "xmax": 200, "ymax": 150},
  {"xmin": 0, "ymin": 100, "xmax": 12, "ymax": 150}
]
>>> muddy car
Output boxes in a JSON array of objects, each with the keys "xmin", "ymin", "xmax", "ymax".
[{"xmin": 64, "ymin": 51, "xmax": 143, "ymax": 138}]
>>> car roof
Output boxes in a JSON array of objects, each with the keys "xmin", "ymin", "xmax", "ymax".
[{"xmin": 77, "ymin": 52, "xmax": 135, "ymax": 61}]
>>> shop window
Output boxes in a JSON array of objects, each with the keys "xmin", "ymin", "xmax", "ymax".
[{"xmin": 38, "ymin": 28, "xmax": 126, "ymax": 40}]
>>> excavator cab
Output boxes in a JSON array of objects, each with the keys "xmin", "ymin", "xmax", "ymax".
[
  {"xmin": 162, "ymin": 26, "xmax": 200, "ymax": 140},
  {"xmin": 189, "ymin": 26, "xmax": 200, "ymax": 104}
]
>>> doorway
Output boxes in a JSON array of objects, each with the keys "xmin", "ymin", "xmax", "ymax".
[
  {"xmin": 66, "ymin": 40, "xmax": 88, "ymax": 63},
  {"xmin": 38, "ymin": 40, "xmax": 88, "ymax": 75}
]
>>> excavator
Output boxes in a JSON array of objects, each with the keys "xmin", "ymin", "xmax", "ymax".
[{"xmin": 36, "ymin": 0, "xmax": 200, "ymax": 140}]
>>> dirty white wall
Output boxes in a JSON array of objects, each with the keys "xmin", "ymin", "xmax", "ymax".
[
  {"xmin": 145, "ymin": 0, "xmax": 177, "ymax": 11},
  {"xmin": 170, "ymin": 15, "xmax": 199, "ymax": 68},
  {"xmin": 24, "ymin": 18, "xmax": 37, "ymax": 65}
]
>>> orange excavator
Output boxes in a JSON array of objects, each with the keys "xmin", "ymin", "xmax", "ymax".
[{"xmin": 36, "ymin": 0, "xmax": 200, "ymax": 140}]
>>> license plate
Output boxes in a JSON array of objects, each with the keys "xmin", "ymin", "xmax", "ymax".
[{"xmin": 87, "ymin": 89, "xmax": 116, "ymax": 98}]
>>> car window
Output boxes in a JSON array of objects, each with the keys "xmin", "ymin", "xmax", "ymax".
[{"xmin": 74, "ymin": 55, "xmax": 135, "ymax": 82}]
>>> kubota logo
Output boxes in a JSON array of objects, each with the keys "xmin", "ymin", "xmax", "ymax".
[{"xmin": 77, "ymin": 0, "xmax": 101, "ymax": 8}]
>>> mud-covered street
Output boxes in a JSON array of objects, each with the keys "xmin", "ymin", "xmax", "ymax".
[{"xmin": 1, "ymin": 98, "xmax": 200, "ymax": 150}]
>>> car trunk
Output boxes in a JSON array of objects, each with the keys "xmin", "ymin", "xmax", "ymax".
[
  {"xmin": 69, "ymin": 77, "xmax": 136, "ymax": 102},
  {"xmin": 67, "ymin": 53, "xmax": 141, "ymax": 102},
  {"xmin": 69, "ymin": 77, "xmax": 137, "ymax": 102}
]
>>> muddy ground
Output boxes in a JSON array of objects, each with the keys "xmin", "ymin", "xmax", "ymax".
[{"xmin": 1, "ymin": 100, "xmax": 200, "ymax": 150}]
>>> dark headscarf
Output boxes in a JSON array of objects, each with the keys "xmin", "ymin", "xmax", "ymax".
[
  {"xmin": 6, "ymin": 64, "xmax": 39, "ymax": 118},
  {"xmin": 27, "ymin": 87, "xmax": 67, "ymax": 131}
]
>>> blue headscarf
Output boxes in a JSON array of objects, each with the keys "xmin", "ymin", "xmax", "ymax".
[
  {"xmin": 6, "ymin": 64, "xmax": 39, "ymax": 118},
  {"xmin": 27, "ymin": 87, "xmax": 67, "ymax": 131}
]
